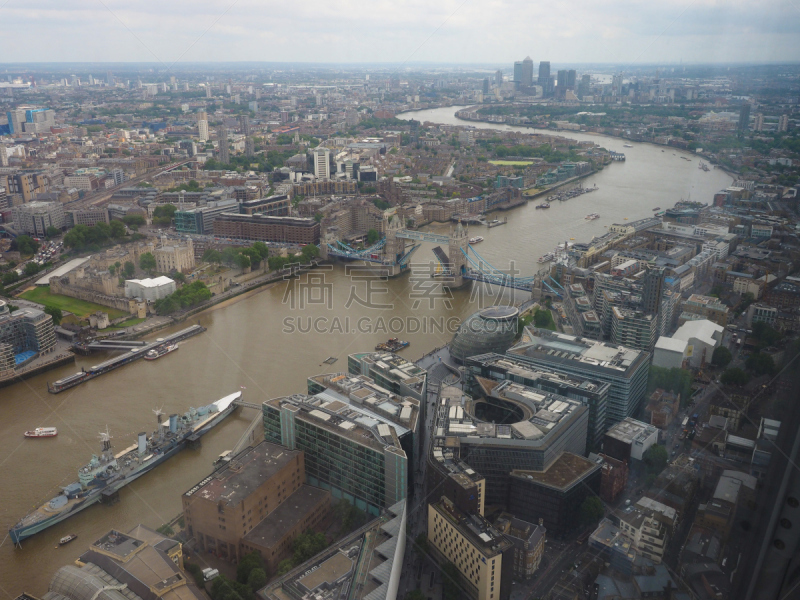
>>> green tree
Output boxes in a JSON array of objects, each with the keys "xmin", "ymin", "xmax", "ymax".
[
  {"xmin": 237, "ymin": 551, "xmax": 264, "ymax": 584},
  {"xmin": 153, "ymin": 203, "xmax": 178, "ymax": 226},
  {"xmin": 300, "ymin": 244, "xmax": 320, "ymax": 262},
  {"xmin": 203, "ymin": 248, "xmax": 223, "ymax": 263},
  {"xmin": 643, "ymin": 444, "xmax": 669, "ymax": 474},
  {"xmin": 109, "ymin": 219, "xmax": 126, "ymax": 238},
  {"xmin": 23, "ymin": 262, "xmax": 40, "ymax": 277},
  {"xmin": 44, "ymin": 306, "xmax": 63, "ymax": 325},
  {"xmin": 746, "ymin": 352, "xmax": 776, "ymax": 376},
  {"xmin": 108, "ymin": 264, "xmax": 116, "ymax": 276},
  {"xmin": 579, "ymin": 495, "xmax": 604, "ymax": 525},
  {"xmin": 711, "ymin": 346, "xmax": 732, "ymax": 368},
  {"xmin": 222, "ymin": 246, "xmax": 241, "ymax": 266},
  {"xmin": 247, "ymin": 569, "xmax": 267, "ymax": 592},
  {"xmin": 123, "ymin": 214, "xmax": 146, "ymax": 230},
  {"xmin": 752, "ymin": 322, "xmax": 782, "ymax": 348},
  {"xmin": 252, "ymin": 242, "xmax": 269, "ymax": 261},
  {"xmin": 366, "ymin": 229, "xmax": 380, "ymax": 245},
  {"xmin": 647, "ymin": 365, "xmax": 693, "ymax": 402},
  {"xmin": 139, "ymin": 252, "xmax": 157, "ymax": 274},
  {"xmin": 46, "ymin": 226, "xmax": 61, "ymax": 239},
  {"xmin": 64, "ymin": 225, "xmax": 89, "ymax": 250},
  {"xmin": 12, "ymin": 235, "xmax": 40, "ymax": 255},
  {"xmin": 173, "ymin": 272, "xmax": 186, "ymax": 284},
  {"xmin": 87, "ymin": 222, "xmax": 112, "ymax": 245},
  {"xmin": 235, "ymin": 253, "xmax": 251, "ymax": 270},
  {"xmin": 533, "ymin": 308, "xmax": 556, "ymax": 330},
  {"xmin": 275, "ymin": 559, "xmax": 294, "ymax": 576},
  {"xmin": 123, "ymin": 261, "xmax": 135, "ymax": 278},
  {"xmin": 721, "ymin": 367, "xmax": 750, "ymax": 386}
]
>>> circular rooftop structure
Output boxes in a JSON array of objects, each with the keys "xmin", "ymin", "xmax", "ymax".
[{"xmin": 450, "ymin": 306, "xmax": 520, "ymax": 364}]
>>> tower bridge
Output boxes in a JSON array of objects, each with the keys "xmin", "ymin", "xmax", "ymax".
[{"xmin": 321, "ymin": 216, "xmax": 561, "ymax": 299}]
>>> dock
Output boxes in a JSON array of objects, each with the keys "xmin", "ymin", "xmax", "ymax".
[
  {"xmin": 48, "ymin": 324, "xmax": 206, "ymax": 394},
  {"xmin": 487, "ymin": 217, "xmax": 507, "ymax": 228}
]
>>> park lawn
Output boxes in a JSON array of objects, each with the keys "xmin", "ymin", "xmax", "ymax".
[
  {"xmin": 20, "ymin": 286, "xmax": 129, "ymax": 319},
  {"xmin": 489, "ymin": 160, "xmax": 535, "ymax": 166},
  {"xmin": 106, "ymin": 317, "xmax": 146, "ymax": 330}
]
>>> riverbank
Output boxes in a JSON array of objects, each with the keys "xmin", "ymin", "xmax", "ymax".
[{"xmin": 0, "ymin": 349, "xmax": 76, "ymax": 389}]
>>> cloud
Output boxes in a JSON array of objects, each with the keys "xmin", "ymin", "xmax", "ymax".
[{"xmin": 0, "ymin": 0, "xmax": 798, "ymax": 64}]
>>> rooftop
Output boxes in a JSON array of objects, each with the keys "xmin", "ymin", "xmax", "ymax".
[
  {"xmin": 127, "ymin": 276, "xmax": 175, "ymax": 288},
  {"xmin": 606, "ymin": 418, "xmax": 658, "ymax": 446},
  {"xmin": 243, "ymin": 485, "xmax": 330, "ymax": 549},
  {"xmin": 183, "ymin": 441, "xmax": 301, "ymax": 506},
  {"xmin": 510, "ymin": 451, "xmax": 600, "ymax": 492}
]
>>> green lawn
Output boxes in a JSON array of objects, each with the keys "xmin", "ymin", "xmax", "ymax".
[
  {"xmin": 489, "ymin": 160, "xmax": 535, "ymax": 166},
  {"xmin": 19, "ymin": 286, "xmax": 129, "ymax": 319},
  {"xmin": 106, "ymin": 317, "xmax": 146, "ymax": 330}
]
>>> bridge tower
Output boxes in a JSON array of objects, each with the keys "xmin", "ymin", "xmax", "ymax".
[
  {"xmin": 448, "ymin": 222, "xmax": 469, "ymax": 288},
  {"xmin": 383, "ymin": 214, "xmax": 404, "ymax": 276},
  {"xmin": 319, "ymin": 229, "xmax": 335, "ymax": 260}
]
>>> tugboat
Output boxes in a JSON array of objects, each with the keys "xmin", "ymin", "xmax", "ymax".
[
  {"xmin": 59, "ymin": 534, "xmax": 78, "ymax": 546},
  {"xmin": 375, "ymin": 338, "xmax": 410, "ymax": 352},
  {"xmin": 144, "ymin": 343, "xmax": 178, "ymax": 361},
  {"xmin": 25, "ymin": 427, "xmax": 58, "ymax": 438},
  {"xmin": 652, "ymin": 207, "xmax": 661, "ymax": 211},
  {"xmin": 469, "ymin": 236, "xmax": 484, "ymax": 244}
]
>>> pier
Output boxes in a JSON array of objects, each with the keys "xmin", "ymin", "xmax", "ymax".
[{"xmin": 47, "ymin": 324, "xmax": 206, "ymax": 394}]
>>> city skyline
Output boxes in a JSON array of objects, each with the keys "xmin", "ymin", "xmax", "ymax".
[{"xmin": 0, "ymin": 0, "xmax": 799, "ymax": 64}]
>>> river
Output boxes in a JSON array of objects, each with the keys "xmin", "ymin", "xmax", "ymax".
[{"xmin": 0, "ymin": 107, "xmax": 731, "ymax": 594}]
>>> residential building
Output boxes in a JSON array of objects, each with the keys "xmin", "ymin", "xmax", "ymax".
[
  {"xmin": 10, "ymin": 201, "xmax": 65, "ymax": 236},
  {"xmin": 213, "ymin": 213, "xmax": 320, "ymax": 244},
  {"xmin": 67, "ymin": 207, "xmax": 110, "ymax": 228},
  {"xmin": 646, "ymin": 389, "xmax": 680, "ymax": 429},
  {"xmin": 346, "ymin": 352, "xmax": 427, "ymax": 403},
  {"xmin": 428, "ymin": 496, "xmax": 514, "ymax": 600},
  {"xmin": 508, "ymin": 452, "xmax": 601, "ymax": 538},
  {"xmin": 238, "ymin": 195, "xmax": 291, "ymax": 216},
  {"xmin": 464, "ymin": 352, "xmax": 610, "ymax": 448},
  {"xmin": 598, "ymin": 453, "xmax": 628, "ymax": 503},
  {"xmin": 610, "ymin": 306, "xmax": 658, "ymax": 352},
  {"xmin": 602, "ymin": 418, "xmax": 659, "ymax": 463},
  {"xmin": 507, "ymin": 327, "xmax": 650, "ymax": 428},
  {"xmin": 0, "ymin": 299, "xmax": 56, "ymax": 376},
  {"xmin": 124, "ymin": 277, "xmax": 176, "ymax": 301},
  {"xmin": 263, "ymin": 390, "xmax": 410, "ymax": 516},
  {"xmin": 154, "ymin": 239, "xmax": 195, "ymax": 273},
  {"xmin": 197, "ymin": 110, "xmax": 209, "ymax": 142},
  {"xmin": 183, "ymin": 441, "xmax": 330, "ymax": 567},
  {"xmin": 217, "ymin": 125, "xmax": 229, "ymax": 164},
  {"xmin": 313, "ymin": 147, "xmax": 331, "ymax": 180},
  {"xmin": 616, "ymin": 508, "xmax": 668, "ymax": 564}
]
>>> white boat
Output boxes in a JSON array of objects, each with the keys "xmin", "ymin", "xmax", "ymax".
[
  {"xmin": 624, "ymin": 144, "xmax": 633, "ymax": 148},
  {"xmin": 538, "ymin": 252, "xmax": 555, "ymax": 263},
  {"xmin": 585, "ymin": 213, "xmax": 600, "ymax": 220},
  {"xmin": 469, "ymin": 236, "xmax": 484, "ymax": 244},
  {"xmin": 25, "ymin": 427, "xmax": 58, "ymax": 438}
]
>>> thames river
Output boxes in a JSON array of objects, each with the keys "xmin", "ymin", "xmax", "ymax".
[{"xmin": 0, "ymin": 107, "xmax": 731, "ymax": 594}]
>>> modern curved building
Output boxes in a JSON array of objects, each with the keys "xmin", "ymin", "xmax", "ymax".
[{"xmin": 450, "ymin": 306, "xmax": 519, "ymax": 364}]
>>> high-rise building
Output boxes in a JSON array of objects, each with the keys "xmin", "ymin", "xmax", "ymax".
[
  {"xmin": 105, "ymin": 70, "xmax": 113, "ymax": 85},
  {"xmin": 217, "ymin": 125, "xmax": 229, "ymax": 164},
  {"xmin": 754, "ymin": 113, "xmax": 764, "ymax": 131},
  {"xmin": 641, "ymin": 265, "xmax": 665, "ymax": 316},
  {"xmin": 0, "ymin": 145, "xmax": 7, "ymax": 167},
  {"xmin": 205, "ymin": 83, "xmax": 212, "ymax": 98},
  {"xmin": 11, "ymin": 201, "xmax": 66, "ymax": 236},
  {"xmin": 245, "ymin": 137, "xmax": 254, "ymax": 158},
  {"xmin": 612, "ymin": 74, "xmax": 623, "ymax": 96},
  {"xmin": 482, "ymin": 78, "xmax": 489, "ymax": 94},
  {"xmin": 567, "ymin": 69, "xmax": 577, "ymax": 90},
  {"xmin": 495, "ymin": 69, "xmax": 503, "ymax": 86},
  {"xmin": 513, "ymin": 61, "xmax": 523, "ymax": 86},
  {"xmin": 6, "ymin": 108, "xmax": 25, "ymax": 135},
  {"xmin": 778, "ymin": 114, "xmax": 789, "ymax": 132},
  {"xmin": 196, "ymin": 110, "xmax": 208, "ymax": 142},
  {"xmin": 312, "ymin": 147, "xmax": 331, "ymax": 180},
  {"xmin": 556, "ymin": 70, "xmax": 568, "ymax": 98},
  {"xmin": 538, "ymin": 61, "xmax": 550, "ymax": 86},
  {"xmin": 521, "ymin": 56, "xmax": 534, "ymax": 87},
  {"xmin": 578, "ymin": 74, "xmax": 590, "ymax": 98},
  {"xmin": 738, "ymin": 103, "xmax": 751, "ymax": 136},
  {"xmin": 238, "ymin": 114, "xmax": 250, "ymax": 136}
]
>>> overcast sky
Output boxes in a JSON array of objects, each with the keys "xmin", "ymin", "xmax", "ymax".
[{"xmin": 2, "ymin": 0, "xmax": 800, "ymax": 65}]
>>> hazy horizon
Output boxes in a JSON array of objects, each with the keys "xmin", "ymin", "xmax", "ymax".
[{"xmin": 1, "ymin": 0, "xmax": 798, "ymax": 65}]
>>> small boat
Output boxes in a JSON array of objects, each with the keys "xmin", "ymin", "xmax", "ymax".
[
  {"xmin": 652, "ymin": 207, "xmax": 661, "ymax": 211},
  {"xmin": 469, "ymin": 236, "xmax": 484, "ymax": 244},
  {"xmin": 538, "ymin": 252, "xmax": 555, "ymax": 263},
  {"xmin": 375, "ymin": 338, "xmax": 410, "ymax": 352},
  {"xmin": 59, "ymin": 534, "xmax": 78, "ymax": 546},
  {"xmin": 536, "ymin": 202, "xmax": 550, "ymax": 209},
  {"xmin": 144, "ymin": 343, "xmax": 178, "ymax": 361},
  {"xmin": 624, "ymin": 144, "xmax": 633, "ymax": 148},
  {"xmin": 661, "ymin": 150, "xmax": 665, "ymax": 152},
  {"xmin": 488, "ymin": 219, "xmax": 500, "ymax": 225},
  {"xmin": 585, "ymin": 213, "xmax": 600, "ymax": 220},
  {"xmin": 25, "ymin": 427, "xmax": 58, "ymax": 438}
]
